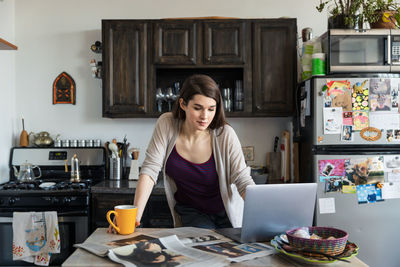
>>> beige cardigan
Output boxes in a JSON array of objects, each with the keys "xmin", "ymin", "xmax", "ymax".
[{"xmin": 140, "ymin": 113, "xmax": 255, "ymax": 227}]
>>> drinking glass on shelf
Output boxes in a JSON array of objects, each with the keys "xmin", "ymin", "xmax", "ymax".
[
  {"xmin": 165, "ymin": 87, "xmax": 177, "ymax": 111},
  {"xmin": 173, "ymin": 82, "xmax": 181, "ymax": 95},
  {"xmin": 155, "ymin": 88, "xmax": 166, "ymax": 112},
  {"xmin": 234, "ymin": 80, "xmax": 244, "ymax": 111},
  {"xmin": 222, "ymin": 88, "xmax": 232, "ymax": 112}
]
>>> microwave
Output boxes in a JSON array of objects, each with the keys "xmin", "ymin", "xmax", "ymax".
[{"xmin": 322, "ymin": 29, "xmax": 400, "ymax": 73}]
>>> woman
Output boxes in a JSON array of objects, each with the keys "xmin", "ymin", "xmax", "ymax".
[{"xmin": 111, "ymin": 74, "xmax": 254, "ymax": 230}]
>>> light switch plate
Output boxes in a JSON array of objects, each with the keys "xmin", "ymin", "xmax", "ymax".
[{"xmin": 242, "ymin": 146, "xmax": 254, "ymax": 161}]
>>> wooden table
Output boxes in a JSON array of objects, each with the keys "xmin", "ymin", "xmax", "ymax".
[{"xmin": 62, "ymin": 228, "xmax": 369, "ymax": 267}]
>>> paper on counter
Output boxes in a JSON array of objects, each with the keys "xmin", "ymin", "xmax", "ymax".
[
  {"xmin": 318, "ymin": 197, "xmax": 335, "ymax": 214},
  {"xmin": 369, "ymin": 112, "xmax": 399, "ymax": 130},
  {"xmin": 382, "ymin": 183, "xmax": 400, "ymax": 199}
]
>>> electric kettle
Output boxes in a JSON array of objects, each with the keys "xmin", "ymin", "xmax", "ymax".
[{"xmin": 13, "ymin": 162, "xmax": 42, "ymax": 182}]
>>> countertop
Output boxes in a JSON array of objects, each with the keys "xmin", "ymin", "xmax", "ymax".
[
  {"xmin": 91, "ymin": 179, "xmax": 165, "ymax": 195},
  {"xmin": 62, "ymin": 228, "xmax": 369, "ymax": 267}
]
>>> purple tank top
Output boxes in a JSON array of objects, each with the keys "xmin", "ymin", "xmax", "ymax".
[{"xmin": 165, "ymin": 145, "xmax": 225, "ymax": 214}]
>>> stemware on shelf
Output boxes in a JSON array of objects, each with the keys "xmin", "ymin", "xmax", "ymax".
[{"xmin": 155, "ymin": 88, "xmax": 166, "ymax": 112}]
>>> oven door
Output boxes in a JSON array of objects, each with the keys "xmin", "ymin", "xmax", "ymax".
[
  {"xmin": 329, "ymin": 29, "xmax": 391, "ymax": 72},
  {"xmin": 0, "ymin": 211, "xmax": 88, "ymax": 266}
]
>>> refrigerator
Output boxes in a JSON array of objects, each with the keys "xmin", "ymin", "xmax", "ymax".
[{"xmin": 298, "ymin": 75, "xmax": 400, "ymax": 267}]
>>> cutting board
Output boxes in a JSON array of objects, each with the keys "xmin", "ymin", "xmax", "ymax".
[{"xmin": 266, "ymin": 151, "xmax": 281, "ymax": 183}]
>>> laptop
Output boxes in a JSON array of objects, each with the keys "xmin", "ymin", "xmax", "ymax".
[{"xmin": 216, "ymin": 183, "xmax": 317, "ymax": 243}]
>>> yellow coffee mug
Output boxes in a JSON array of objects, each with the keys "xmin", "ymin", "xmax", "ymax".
[{"xmin": 106, "ymin": 205, "xmax": 137, "ymax": 235}]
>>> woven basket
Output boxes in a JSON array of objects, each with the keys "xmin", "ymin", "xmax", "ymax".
[{"xmin": 286, "ymin": 227, "xmax": 348, "ymax": 256}]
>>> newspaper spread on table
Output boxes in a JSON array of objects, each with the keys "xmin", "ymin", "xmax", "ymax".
[{"xmin": 75, "ymin": 227, "xmax": 275, "ymax": 267}]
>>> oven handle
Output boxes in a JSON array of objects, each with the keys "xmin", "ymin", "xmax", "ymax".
[
  {"xmin": 0, "ymin": 210, "xmax": 87, "ymax": 222},
  {"xmin": 58, "ymin": 210, "xmax": 88, "ymax": 217}
]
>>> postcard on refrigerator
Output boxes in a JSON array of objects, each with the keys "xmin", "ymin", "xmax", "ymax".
[
  {"xmin": 326, "ymin": 80, "xmax": 352, "ymax": 112},
  {"xmin": 356, "ymin": 184, "xmax": 384, "ymax": 204},
  {"xmin": 352, "ymin": 111, "xmax": 369, "ymax": 131},
  {"xmin": 391, "ymin": 84, "xmax": 399, "ymax": 109},
  {"xmin": 369, "ymin": 112, "xmax": 399, "ymax": 130},
  {"xmin": 342, "ymin": 111, "xmax": 353, "ymax": 126},
  {"xmin": 342, "ymin": 185, "xmax": 357, "ymax": 194},
  {"xmin": 344, "ymin": 157, "xmax": 384, "ymax": 185},
  {"xmin": 381, "ymin": 182, "xmax": 400, "ymax": 199},
  {"xmin": 395, "ymin": 129, "xmax": 400, "ymax": 141},
  {"xmin": 341, "ymin": 125, "xmax": 353, "ymax": 142},
  {"xmin": 323, "ymin": 107, "xmax": 343, "ymax": 134},
  {"xmin": 369, "ymin": 78, "xmax": 391, "ymax": 112},
  {"xmin": 383, "ymin": 155, "xmax": 400, "ymax": 171},
  {"xmin": 352, "ymin": 80, "xmax": 369, "ymax": 111},
  {"xmin": 388, "ymin": 172, "xmax": 400, "ymax": 183},
  {"xmin": 325, "ymin": 178, "xmax": 342, "ymax": 192},
  {"xmin": 387, "ymin": 129, "xmax": 394, "ymax": 142},
  {"xmin": 318, "ymin": 159, "xmax": 346, "ymax": 181},
  {"xmin": 318, "ymin": 198, "xmax": 335, "ymax": 214}
]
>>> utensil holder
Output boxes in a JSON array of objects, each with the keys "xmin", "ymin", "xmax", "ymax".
[{"xmin": 109, "ymin": 157, "xmax": 121, "ymax": 180}]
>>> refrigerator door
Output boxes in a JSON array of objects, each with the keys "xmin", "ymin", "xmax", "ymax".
[
  {"xmin": 314, "ymin": 153, "xmax": 400, "ymax": 267},
  {"xmin": 312, "ymin": 77, "xmax": 400, "ymax": 146}
]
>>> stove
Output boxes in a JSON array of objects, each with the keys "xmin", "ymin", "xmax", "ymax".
[{"xmin": 0, "ymin": 147, "xmax": 106, "ymax": 266}]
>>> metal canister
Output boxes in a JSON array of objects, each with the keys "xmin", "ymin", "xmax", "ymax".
[
  {"xmin": 62, "ymin": 140, "xmax": 70, "ymax": 147},
  {"xmin": 301, "ymin": 27, "xmax": 313, "ymax": 42},
  {"xmin": 54, "ymin": 140, "xmax": 62, "ymax": 147},
  {"xmin": 94, "ymin": 139, "xmax": 101, "ymax": 147},
  {"xmin": 86, "ymin": 139, "xmax": 94, "ymax": 147},
  {"xmin": 70, "ymin": 139, "xmax": 78, "ymax": 147},
  {"xmin": 78, "ymin": 140, "xmax": 86, "ymax": 147}
]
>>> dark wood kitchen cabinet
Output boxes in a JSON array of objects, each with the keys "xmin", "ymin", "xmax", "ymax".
[
  {"xmin": 153, "ymin": 21, "xmax": 198, "ymax": 65},
  {"xmin": 91, "ymin": 193, "xmax": 133, "ymax": 231},
  {"xmin": 101, "ymin": 18, "xmax": 296, "ymax": 118},
  {"xmin": 153, "ymin": 20, "xmax": 247, "ymax": 65},
  {"xmin": 252, "ymin": 19, "xmax": 297, "ymax": 116},
  {"xmin": 102, "ymin": 20, "xmax": 148, "ymax": 117},
  {"xmin": 91, "ymin": 193, "xmax": 173, "ymax": 231},
  {"xmin": 203, "ymin": 21, "xmax": 246, "ymax": 65}
]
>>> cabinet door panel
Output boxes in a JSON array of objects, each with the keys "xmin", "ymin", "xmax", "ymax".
[
  {"xmin": 253, "ymin": 20, "xmax": 296, "ymax": 115},
  {"xmin": 103, "ymin": 21, "xmax": 147, "ymax": 116},
  {"xmin": 154, "ymin": 22, "xmax": 197, "ymax": 65},
  {"xmin": 204, "ymin": 21, "xmax": 245, "ymax": 64},
  {"xmin": 91, "ymin": 193, "xmax": 133, "ymax": 231}
]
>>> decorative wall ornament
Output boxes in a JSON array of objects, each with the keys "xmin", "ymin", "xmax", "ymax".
[{"xmin": 53, "ymin": 72, "xmax": 76, "ymax": 105}]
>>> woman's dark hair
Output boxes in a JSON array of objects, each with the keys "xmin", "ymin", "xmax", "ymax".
[{"xmin": 171, "ymin": 74, "xmax": 227, "ymax": 130}]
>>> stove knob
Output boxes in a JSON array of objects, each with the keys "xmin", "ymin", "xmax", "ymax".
[
  {"xmin": 9, "ymin": 197, "xmax": 16, "ymax": 205},
  {"xmin": 63, "ymin": 197, "xmax": 71, "ymax": 204},
  {"xmin": 51, "ymin": 197, "xmax": 59, "ymax": 204},
  {"xmin": 0, "ymin": 199, "xmax": 4, "ymax": 205}
]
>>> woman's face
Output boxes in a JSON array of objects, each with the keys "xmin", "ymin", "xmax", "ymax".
[{"xmin": 180, "ymin": 94, "xmax": 217, "ymax": 131}]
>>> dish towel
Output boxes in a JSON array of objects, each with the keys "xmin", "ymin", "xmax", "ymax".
[{"xmin": 13, "ymin": 211, "xmax": 60, "ymax": 266}]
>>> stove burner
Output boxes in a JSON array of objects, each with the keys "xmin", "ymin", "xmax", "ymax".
[{"xmin": 0, "ymin": 179, "xmax": 92, "ymax": 191}]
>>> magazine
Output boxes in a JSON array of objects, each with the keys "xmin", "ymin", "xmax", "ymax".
[
  {"xmin": 74, "ymin": 227, "xmax": 275, "ymax": 266},
  {"xmin": 192, "ymin": 241, "xmax": 274, "ymax": 263},
  {"xmin": 75, "ymin": 234, "xmax": 228, "ymax": 267}
]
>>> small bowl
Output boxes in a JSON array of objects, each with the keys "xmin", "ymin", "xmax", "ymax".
[{"xmin": 286, "ymin": 226, "xmax": 348, "ymax": 256}]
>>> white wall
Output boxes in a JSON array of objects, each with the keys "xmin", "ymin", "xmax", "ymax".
[
  {"xmin": 5, "ymin": 0, "xmax": 328, "ymax": 179},
  {"xmin": 0, "ymin": 0, "xmax": 16, "ymax": 183}
]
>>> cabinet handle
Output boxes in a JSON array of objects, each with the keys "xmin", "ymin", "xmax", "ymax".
[
  {"xmin": 138, "ymin": 105, "xmax": 145, "ymax": 112},
  {"xmin": 256, "ymin": 105, "xmax": 261, "ymax": 110}
]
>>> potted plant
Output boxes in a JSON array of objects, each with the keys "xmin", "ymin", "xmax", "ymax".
[
  {"xmin": 316, "ymin": 0, "xmax": 364, "ymax": 29},
  {"xmin": 362, "ymin": 0, "xmax": 400, "ymax": 28}
]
